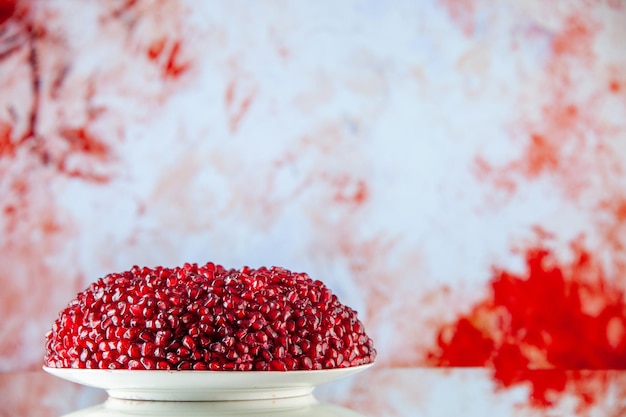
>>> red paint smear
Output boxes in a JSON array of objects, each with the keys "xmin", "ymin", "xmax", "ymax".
[
  {"xmin": 146, "ymin": 38, "xmax": 190, "ymax": 79},
  {"xmin": 0, "ymin": 120, "xmax": 14, "ymax": 156},
  {"xmin": 474, "ymin": 155, "xmax": 517, "ymax": 194},
  {"xmin": 609, "ymin": 80, "xmax": 621, "ymax": 93},
  {"xmin": 428, "ymin": 243, "xmax": 626, "ymax": 408},
  {"xmin": 224, "ymin": 79, "xmax": 256, "ymax": 133},
  {"xmin": 509, "ymin": 102, "xmax": 581, "ymax": 181},
  {"xmin": 0, "ymin": 0, "xmax": 17, "ymax": 25},
  {"xmin": 524, "ymin": 133, "xmax": 560, "ymax": 177},
  {"xmin": 551, "ymin": 16, "xmax": 594, "ymax": 58},
  {"xmin": 225, "ymin": 80, "xmax": 236, "ymax": 109},
  {"xmin": 0, "ymin": 6, "xmax": 116, "ymax": 183},
  {"xmin": 439, "ymin": 0, "xmax": 476, "ymax": 36},
  {"xmin": 163, "ymin": 40, "xmax": 189, "ymax": 78},
  {"xmin": 333, "ymin": 177, "xmax": 369, "ymax": 206},
  {"xmin": 59, "ymin": 127, "xmax": 109, "ymax": 157},
  {"xmin": 475, "ymin": 13, "xmax": 605, "ymax": 200},
  {"xmin": 2, "ymin": 177, "xmax": 28, "ymax": 234},
  {"xmin": 147, "ymin": 37, "xmax": 166, "ymax": 61},
  {"xmin": 109, "ymin": 0, "xmax": 138, "ymax": 20}
]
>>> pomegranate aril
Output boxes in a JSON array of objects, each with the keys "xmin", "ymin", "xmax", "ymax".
[
  {"xmin": 284, "ymin": 357, "xmax": 296, "ymax": 370},
  {"xmin": 128, "ymin": 343, "xmax": 142, "ymax": 358},
  {"xmin": 116, "ymin": 339, "xmax": 130, "ymax": 353},
  {"xmin": 223, "ymin": 362, "xmax": 237, "ymax": 371},
  {"xmin": 301, "ymin": 356, "xmax": 314, "ymax": 370},
  {"xmin": 289, "ymin": 344, "xmax": 303, "ymax": 356},
  {"xmin": 188, "ymin": 326, "xmax": 201, "ymax": 338},
  {"xmin": 102, "ymin": 350, "xmax": 119, "ymax": 361},
  {"xmin": 177, "ymin": 347, "xmax": 191, "ymax": 357},
  {"xmin": 236, "ymin": 342, "xmax": 249, "ymax": 355},
  {"xmin": 182, "ymin": 335, "xmax": 195, "ymax": 350},
  {"xmin": 154, "ymin": 347, "xmax": 166, "ymax": 358},
  {"xmin": 210, "ymin": 342, "xmax": 225, "ymax": 354},
  {"xmin": 238, "ymin": 362, "xmax": 253, "ymax": 371},
  {"xmin": 261, "ymin": 350, "xmax": 272, "ymax": 362},
  {"xmin": 117, "ymin": 354, "xmax": 129, "ymax": 366},
  {"xmin": 169, "ymin": 306, "xmax": 184, "ymax": 316},
  {"xmin": 336, "ymin": 353, "xmax": 345, "ymax": 367},
  {"xmin": 141, "ymin": 342, "xmax": 155, "ymax": 357},
  {"xmin": 250, "ymin": 345, "xmax": 261, "ymax": 357},
  {"xmin": 141, "ymin": 357, "xmax": 156, "ymax": 369},
  {"xmin": 255, "ymin": 332, "xmax": 268, "ymax": 343},
  {"xmin": 299, "ymin": 339, "xmax": 312, "ymax": 353},
  {"xmin": 155, "ymin": 330, "xmax": 172, "ymax": 347},
  {"xmin": 166, "ymin": 352, "xmax": 181, "ymax": 364},
  {"xmin": 273, "ymin": 346, "xmax": 285, "ymax": 359},
  {"xmin": 84, "ymin": 340, "xmax": 96, "ymax": 351},
  {"xmin": 199, "ymin": 335, "xmax": 212, "ymax": 347},
  {"xmin": 269, "ymin": 360, "xmax": 288, "ymax": 371},
  {"xmin": 223, "ymin": 336, "xmax": 235, "ymax": 347}
]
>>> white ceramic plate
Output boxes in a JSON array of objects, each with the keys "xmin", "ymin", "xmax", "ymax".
[
  {"xmin": 43, "ymin": 364, "xmax": 373, "ymax": 401},
  {"xmin": 62, "ymin": 396, "xmax": 366, "ymax": 417}
]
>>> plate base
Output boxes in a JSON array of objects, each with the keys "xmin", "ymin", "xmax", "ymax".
[{"xmin": 107, "ymin": 386, "xmax": 314, "ymax": 401}]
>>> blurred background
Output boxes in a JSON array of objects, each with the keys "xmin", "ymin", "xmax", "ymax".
[{"xmin": 1, "ymin": 0, "xmax": 625, "ymax": 416}]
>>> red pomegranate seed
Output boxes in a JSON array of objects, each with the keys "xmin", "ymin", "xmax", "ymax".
[
  {"xmin": 166, "ymin": 352, "xmax": 180, "ymax": 364},
  {"xmin": 273, "ymin": 345, "xmax": 285, "ymax": 359},
  {"xmin": 301, "ymin": 356, "xmax": 314, "ymax": 370},
  {"xmin": 182, "ymin": 335, "xmax": 195, "ymax": 350},
  {"xmin": 269, "ymin": 360, "xmax": 288, "ymax": 371},
  {"xmin": 258, "ymin": 347, "xmax": 271, "ymax": 361},
  {"xmin": 140, "ymin": 357, "xmax": 156, "ymax": 369},
  {"xmin": 223, "ymin": 362, "xmax": 237, "ymax": 371},
  {"xmin": 45, "ymin": 263, "xmax": 376, "ymax": 370}
]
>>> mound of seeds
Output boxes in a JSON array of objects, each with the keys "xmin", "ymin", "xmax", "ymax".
[{"xmin": 44, "ymin": 263, "xmax": 376, "ymax": 371}]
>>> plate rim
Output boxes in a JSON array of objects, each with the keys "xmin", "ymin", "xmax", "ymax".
[
  {"xmin": 42, "ymin": 362, "xmax": 374, "ymax": 401},
  {"xmin": 43, "ymin": 362, "xmax": 374, "ymax": 376}
]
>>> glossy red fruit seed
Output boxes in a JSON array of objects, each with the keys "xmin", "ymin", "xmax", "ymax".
[{"xmin": 44, "ymin": 263, "xmax": 376, "ymax": 371}]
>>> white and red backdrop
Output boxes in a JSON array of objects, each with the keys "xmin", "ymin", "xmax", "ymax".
[{"xmin": 1, "ymin": 1, "xmax": 626, "ymax": 416}]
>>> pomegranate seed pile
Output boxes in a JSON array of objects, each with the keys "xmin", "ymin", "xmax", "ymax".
[{"xmin": 45, "ymin": 263, "xmax": 376, "ymax": 371}]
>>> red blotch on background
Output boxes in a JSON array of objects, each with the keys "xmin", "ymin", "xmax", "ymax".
[
  {"xmin": 551, "ymin": 16, "xmax": 594, "ymax": 58},
  {"xmin": 146, "ymin": 38, "xmax": 190, "ymax": 79},
  {"xmin": 524, "ymin": 133, "xmax": 559, "ymax": 177},
  {"xmin": 333, "ymin": 177, "xmax": 369, "ymax": 206},
  {"xmin": 224, "ymin": 79, "xmax": 256, "ymax": 133},
  {"xmin": 439, "ymin": 0, "xmax": 476, "ymax": 36},
  {"xmin": 609, "ymin": 80, "xmax": 621, "ymax": 93},
  {"xmin": 428, "ymin": 243, "xmax": 626, "ymax": 408},
  {"xmin": 147, "ymin": 37, "xmax": 166, "ymax": 61},
  {"xmin": 60, "ymin": 127, "xmax": 108, "ymax": 158},
  {"xmin": 0, "ymin": 0, "xmax": 17, "ymax": 25},
  {"xmin": 476, "ymin": 13, "xmax": 604, "ymax": 200},
  {"xmin": 109, "ymin": 0, "xmax": 138, "ymax": 20},
  {"xmin": 435, "ymin": 318, "xmax": 494, "ymax": 366},
  {"xmin": 163, "ymin": 41, "xmax": 189, "ymax": 78},
  {"xmin": 0, "ymin": 120, "xmax": 14, "ymax": 156}
]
